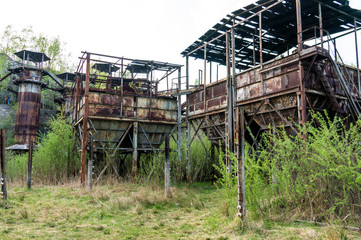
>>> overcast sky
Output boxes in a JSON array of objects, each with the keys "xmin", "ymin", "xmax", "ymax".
[{"xmin": 1, "ymin": 0, "xmax": 361, "ymax": 85}]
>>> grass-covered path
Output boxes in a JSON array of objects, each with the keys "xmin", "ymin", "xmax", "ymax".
[{"xmin": 0, "ymin": 182, "xmax": 359, "ymax": 239}]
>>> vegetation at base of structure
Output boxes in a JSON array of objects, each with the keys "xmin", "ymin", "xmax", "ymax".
[
  {"xmin": 0, "ymin": 182, "xmax": 360, "ymax": 239},
  {"xmin": 135, "ymin": 131, "xmax": 216, "ymax": 184},
  {"xmin": 6, "ymin": 114, "xmax": 79, "ymax": 184},
  {"xmin": 215, "ymin": 111, "xmax": 361, "ymax": 226}
]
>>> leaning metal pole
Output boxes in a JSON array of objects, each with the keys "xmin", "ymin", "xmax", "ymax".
[
  {"xmin": 165, "ymin": 134, "xmax": 170, "ymax": 197},
  {"xmin": 177, "ymin": 67, "xmax": 182, "ymax": 183},
  {"xmin": 80, "ymin": 53, "xmax": 91, "ymax": 185},
  {"xmin": 186, "ymin": 56, "xmax": 191, "ymax": 182}
]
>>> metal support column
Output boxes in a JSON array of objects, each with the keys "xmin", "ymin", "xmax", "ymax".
[
  {"xmin": 237, "ymin": 107, "xmax": 246, "ymax": 220},
  {"xmin": 355, "ymin": 19, "xmax": 360, "ymax": 93},
  {"xmin": 319, "ymin": 3, "xmax": 324, "ymax": 49},
  {"xmin": 0, "ymin": 129, "xmax": 7, "ymax": 200},
  {"xmin": 27, "ymin": 140, "xmax": 33, "ymax": 189},
  {"xmin": 88, "ymin": 137, "xmax": 93, "ymax": 190},
  {"xmin": 132, "ymin": 122, "xmax": 138, "ymax": 181},
  {"xmin": 204, "ymin": 45, "xmax": 207, "ymax": 112},
  {"xmin": 259, "ymin": 13, "xmax": 263, "ymax": 68},
  {"xmin": 177, "ymin": 67, "xmax": 182, "ymax": 183},
  {"xmin": 210, "ymin": 61, "xmax": 212, "ymax": 83},
  {"xmin": 296, "ymin": 0, "xmax": 307, "ymax": 128},
  {"xmin": 80, "ymin": 54, "xmax": 91, "ymax": 185},
  {"xmin": 226, "ymin": 31, "xmax": 234, "ymax": 157},
  {"xmin": 186, "ymin": 56, "xmax": 191, "ymax": 182},
  {"xmin": 164, "ymin": 134, "xmax": 170, "ymax": 197}
]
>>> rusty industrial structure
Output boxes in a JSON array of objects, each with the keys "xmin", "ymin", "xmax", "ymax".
[
  {"xmin": 0, "ymin": 50, "xmax": 63, "ymax": 150},
  {"xmin": 65, "ymin": 52, "xmax": 181, "ymax": 191},
  {"xmin": 181, "ymin": 0, "xmax": 361, "ymax": 219},
  {"xmin": 0, "ymin": 0, "xmax": 360, "ymax": 216}
]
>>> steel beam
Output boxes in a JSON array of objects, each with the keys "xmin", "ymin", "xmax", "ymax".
[
  {"xmin": 80, "ymin": 54, "xmax": 91, "ymax": 185},
  {"xmin": 186, "ymin": 56, "xmax": 191, "ymax": 182},
  {"xmin": 27, "ymin": 140, "xmax": 33, "ymax": 189},
  {"xmin": 0, "ymin": 129, "xmax": 7, "ymax": 200},
  {"xmin": 355, "ymin": 19, "xmax": 360, "ymax": 94},
  {"xmin": 164, "ymin": 134, "xmax": 170, "ymax": 197},
  {"xmin": 177, "ymin": 67, "xmax": 182, "ymax": 183},
  {"xmin": 132, "ymin": 121, "xmax": 138, "ymax": 181}
]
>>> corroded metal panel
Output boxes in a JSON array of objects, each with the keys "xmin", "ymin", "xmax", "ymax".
[{"xmin": 15, "ymin": 82, "xmax": 42, "ymax": 144}]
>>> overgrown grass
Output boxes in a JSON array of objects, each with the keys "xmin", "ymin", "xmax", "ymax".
[{"xmin": 1, "ymin": 182, "xmax": 359, "ymax": 239}]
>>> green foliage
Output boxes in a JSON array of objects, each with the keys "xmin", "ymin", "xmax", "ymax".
[
  {"xmin": 215, "ymin": 112, "xmax": 361, "ymax": 221},
  {"xmin": 33, "ymin": 115, "xmax": 79, "ymax": 183},
  {"xmin": 136, "ymin": 130, "xmax": 216, "ymax": 184},
  {"xmin": 0, "ymin": 25, "xmax": 73, "ymax": 72},
  {"xmin": 213, "ymin": 148, "xmax": 238, "ymax": 217},
  {"xmin": 6, "ymin": 115, "xmax": 79, "ymax": 183}
]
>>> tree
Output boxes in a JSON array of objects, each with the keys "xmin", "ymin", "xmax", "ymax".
[{"xmin": 0, "ymin": 25, "xmax": 73, "ymax": 72}]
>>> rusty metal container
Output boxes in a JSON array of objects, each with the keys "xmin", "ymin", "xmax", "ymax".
[{"xmin": 13, "ymin": 68, "xmax": 46, "ymax": 144}]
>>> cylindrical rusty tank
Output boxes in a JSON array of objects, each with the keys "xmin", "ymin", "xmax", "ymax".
[{"xmin": 14, "ymin": 68, "xmax": 45, "ymax": 144}]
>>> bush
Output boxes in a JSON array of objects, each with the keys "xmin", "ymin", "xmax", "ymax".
[
  {"xmin": 215, "ymin": 112, "xmax": 361, "ymax": 222},
  {"xmin": 6, "ymin": 115, "xmax": 79, "ymax": 184}
]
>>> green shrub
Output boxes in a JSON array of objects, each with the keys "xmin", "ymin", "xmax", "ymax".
[
  {"xmin": 215, "ymin": 112, "xmax": 361, "ymax": 221},
  {"xmin": 6, "ymin": 114, "xmax": 79, "ymax": 184}
]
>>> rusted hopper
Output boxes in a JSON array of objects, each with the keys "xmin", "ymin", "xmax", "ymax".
[
  {"xmin": 65, "ymin": 52, "xmax": 181, "ymax": 185},
  {"xmin": 182, "ymin": 0, "xmax": 361, "ymax": 152},
  {"xmin": 188, "ymin": 47, "xmax": 361, "ymax": 149}
]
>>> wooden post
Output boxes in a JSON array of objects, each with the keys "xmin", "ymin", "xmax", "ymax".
[
  {"xmin": 27, "ymin": 139, "xmax": 33, "ymax": 189},
  {"xmin": 164, "ymin": 134, "xmax": 170, "ymax": 197},
  {"xmin": 0, "ymin": 129, "xmax": 7, "ymax": 200}
]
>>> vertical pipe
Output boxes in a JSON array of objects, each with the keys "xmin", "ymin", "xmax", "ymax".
[
  {"xmin": 226, "ymin": 31, "xmax": 234, "ymax": 156},
  {"xmin": 186, "ymin": 56, "xmax": 191, "ymax": 182},
  {"xmin": 210, "ymin": 61, "xmax": 212, "ymax": 83},
  {"xmin": 80, "ymin": 54, "xmax": 91, "ymax": 185},
  {"xmin": 296, "ymin": 0, "xmax": 306, "ymax": 129},
  {"xmin": 164, "ymin": 134, "xmax": 170, "ymax": 197},
  {"xmin": 217, "ymin": 64, "xmax": 219, "ymax": 82},
  {"xmin": 253, "ymin": 33, "xmax": 256, "ymax": 66},
  {"xmin": 355, "ymin": 19, "xmax": 360, "ymax": 93},
  {"xmin": 88, "ymin": 137, "xmax": 93, "ymax": 190},
  {"xmin": 204, "ymin": 45, "xmax": 207, "ymax": 112},
  {"xmin": 150, "ymin": 62, "xmax": 153, "ymax": 119},
  {"xmin": 132, "ymin": 122, "xmax": 138, "ymax": 181},
  {"xmin": 259, "ymin": 13, "xmax": 263, "ymax": 68},
  {"xmin": 177, "ymin": 67, "xmax": 182, "ymax": 183},
  {"xmin": 0, "ymin": 129, "xmax": 7, "ymax": 200},
  {"xmin": 296, "ymin": 0, "xmax": 303, "ymax": 52},
  {"xmin": 121, "ymin": 58, "xmax": 124, "ymax": 117},
  {"xmin": 27, "ymin": 139, "xmax": 33, "ymax": 189},
  {"xmin": 240, "ymin": 107, "xmax": 246, "ymax": 220},
  {"xmin": 231, "ymin": 27, "xmax": 237, "ymax": 152},
  {"xmin": 319, "ymin": 3, "xmax": 323, "ymax": 49}
]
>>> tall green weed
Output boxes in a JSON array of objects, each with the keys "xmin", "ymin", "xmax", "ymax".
[{"xmin": 215, "ymin": 112, "xmax": 361, "ymax": 222}]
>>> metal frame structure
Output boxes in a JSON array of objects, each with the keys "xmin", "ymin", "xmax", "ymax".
[
  {"xmin": 182, "ymin": 0, "xmax": 361, "ymax": 220},
  {"xmin": 67, "ymin": 52, "xmax": 182, "ymax": 193}
]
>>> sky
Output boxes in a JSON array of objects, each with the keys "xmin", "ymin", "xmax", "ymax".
[{"xmin": 1, "ymin": 0, "xmax": 361, "ymax": 86}]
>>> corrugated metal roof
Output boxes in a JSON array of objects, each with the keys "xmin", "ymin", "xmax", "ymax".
[
  {"xmin": 92, "ymin": 63, "xmax": 120, "ymax": 73},
  {"xmin": 14, "ymin": 50, "xmax": 51, "ymax": 62},
  {"xmin": 181, "ymin": 0, "xmax": 361, "ymax": 70}
]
